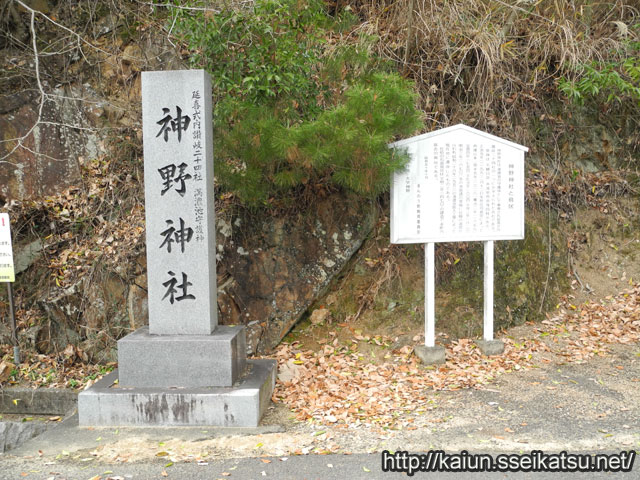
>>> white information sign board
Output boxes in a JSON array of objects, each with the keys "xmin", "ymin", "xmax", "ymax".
[
  {"xmin": 390, "ymin": 124, "xmax": 526, "ymax": 244},
  {"xmin": 0, "ymin": 213, "xmax": 15, "ymax": 283}
]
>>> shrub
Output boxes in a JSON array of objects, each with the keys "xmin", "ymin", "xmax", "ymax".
[
  {"xmin": 172, "ymin": 0, "xmax": 422, "ymax": 206},
  {"xmin": 558, "ymin": 35, "xmax": 640, "ymax": 106},
  {"xmin": 174, "ymin": 0, "xmax": 329, "ymax": 111}
]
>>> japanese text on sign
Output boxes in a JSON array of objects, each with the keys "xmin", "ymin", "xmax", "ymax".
[{"xmin": 390, "ymin": 125, "xmax": 526, "ymax": 244}]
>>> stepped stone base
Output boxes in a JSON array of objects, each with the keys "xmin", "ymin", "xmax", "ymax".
[
  {"xmin": 117, "ymin": 326, "xmax": 246, "ymax": 388},
  {"xmin": 78, "ymin": 359, "xmax": 276, "ymax": 427}
]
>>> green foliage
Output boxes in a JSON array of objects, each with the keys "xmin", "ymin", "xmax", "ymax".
[
  {"xmin": 215, "ymin": 73, "xmax": 421, "ymax": 204},
  {"xmin": 174, "ymin": 0, "xmax": 329, "ymax": 112},
  {"xmin": 558, "ymin": 32, "xmax": 640, "ymax": 107},
  {"xmin": 172, "ymin": 0, "xmax": 422, "ymax": 206}
]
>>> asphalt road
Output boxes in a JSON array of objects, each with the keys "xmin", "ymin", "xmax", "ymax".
[
  {"xmin": 1, "ymin": 451, "xmax": 638, "ymax": 480},
  {"xmin": 1, "ymin": 332, "xmax": 638, "ymax": 479}
]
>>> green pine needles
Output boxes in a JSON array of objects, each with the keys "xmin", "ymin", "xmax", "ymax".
[{"xmin": 172, "ymin": 0, "xmax": 422, "ymax": 206}]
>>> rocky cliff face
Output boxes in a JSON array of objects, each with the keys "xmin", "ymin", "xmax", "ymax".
[
  {"xmin": 0, "ymin": 86, "xmax": 102, "ymax": 202},
  {"xmin": 215, "ymin": 195, "xmax": 376, "ymax": 354},
  {"xmin": 123, "ymin": 193, "xmax": 377, "ymax": 355},
  {"xmin": 3, "ymin": 190, "xmax": 375, "ymax": 359}
]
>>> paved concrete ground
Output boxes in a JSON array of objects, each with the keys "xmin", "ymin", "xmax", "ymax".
[{"xmin": 0, "ymin": 341, "xmax": 638, "ymax": 479}]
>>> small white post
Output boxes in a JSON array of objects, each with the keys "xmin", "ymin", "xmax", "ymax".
[
  {"xmin": 425, "ymin": 242, "xmax": 435, "ymax": 347},
  {"xmin": 483, "ymin": 240, "xmax": 494, "ymax": 341}
]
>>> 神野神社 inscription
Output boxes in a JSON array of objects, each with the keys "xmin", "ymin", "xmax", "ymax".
[{"xmin": 142, "ymin": 70, "xmax": 217, "ymax": 335}]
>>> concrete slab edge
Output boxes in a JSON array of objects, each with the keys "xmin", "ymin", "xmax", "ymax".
[
  {"xmin": 0, "ymin": 387, "xmax": 77, "ymax": 416},
  {"xmin": 78, "ymin": 359, "xmax": 277, "ymax": 427}
]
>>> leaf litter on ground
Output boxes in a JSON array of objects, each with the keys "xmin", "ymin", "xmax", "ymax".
[
  {"xmin": 2, "ymin": 277, "xmax": 638, "ymax": 432},
  {"xmin": 272, "ymin": 285, "xmax": 640, "ymax": 429}
]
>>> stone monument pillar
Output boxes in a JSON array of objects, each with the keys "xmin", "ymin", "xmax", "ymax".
[{"xmin": 78, "ymin": 70, "xmax": 276, "ymax": 426}]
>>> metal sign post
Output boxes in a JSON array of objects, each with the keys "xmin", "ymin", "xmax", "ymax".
[
  {"xmin": 483, "ymin": 240, "xmax": 494, "ymax": 342},
  {"xmin": 423, "ymin": 240, "xmax": 496, "ymax": 356},
  {"xmin": 424, "ymin": 242, "xmax": 435, "ymax": 347},
  {"xmin": 7, "ymin": 282, "xmax": 19, "ymax": 364}
]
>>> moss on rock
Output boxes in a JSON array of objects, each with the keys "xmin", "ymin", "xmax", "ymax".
[{"xmin": 438, "ymin": 212, "xmax": 567, "ymax": 338}]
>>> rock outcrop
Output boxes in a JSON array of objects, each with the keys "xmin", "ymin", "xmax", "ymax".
[
  {"xmin": 0, "ymin": 86, "xmax": 102, "ymax": 202},
  {"xmin": 215, "ymin": 194, "xmax": 376, "ymax": 354}
]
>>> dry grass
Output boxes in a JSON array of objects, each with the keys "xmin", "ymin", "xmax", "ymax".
[{"xmin": 346, "ymin": 0, "xmax": 639, "ymax": 143}]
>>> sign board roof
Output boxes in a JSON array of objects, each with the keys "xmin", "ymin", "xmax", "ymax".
[
  {"xmin": 390, "ymin": 124, "xmax": 527, "ymax": 244},
  {"xmin": 390, "ymin": 124, "xmax": 529, "ymax": 152}
]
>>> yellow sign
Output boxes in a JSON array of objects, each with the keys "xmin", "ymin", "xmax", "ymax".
[{"xmin": 0, "ymin": 213, "xmax": 15, "ymax": 282}]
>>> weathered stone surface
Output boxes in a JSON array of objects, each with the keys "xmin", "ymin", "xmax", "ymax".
[
  {"xmin": 277, "ymin": 358, "xmax": 304, "ymax": 383},
  {"xmin": 216, "ymin": 193, "xmax": 376, "ymax": 354},
  {"xmin": 310, "ymin": 308, "xmax": 331, "ymax": 325},
  {"xmin": 475, "ymin": 339, "xmax": 505, "ymax": 356},
  {"xmin": 0, "ymin": 421, "xmax": 48, "ymax": 453},
  {"xmin": 0, "ymin": 388, "xmax": 77, "ymax": 415},
  {"xmin": 559, "ymin": 123, "xmax": 624, "ymax": 172},
  {"xmin": 14, "ymin": 239, "xmax": 44, "ymax": 274},
  {"xmin": 122, "ymin": 44, "xmax": 144, "ymax": 72},
  {"xmin": 0, "ymin": 85, "xmax": 102, "ymax": 202},
  {"xmin": 127, "ymin": 273, "xmax": 148, "ymax": 330},
  {"xmin": 0, "ymin": 360, "xmax": 13, "ymax": 383},
  {"xmin": 0, "ymin": 92, "xmax": 35, "ymax": 114},
  {"xmin": 117, "ymin": 326, "xmax": 246, "ymax": 388},
  {"xmin": 34, "ymin": 285, "xmax": 83, "ymax": 354},
  {"xmin": 37, "ymin": 274, "xmax": 128, "ymax": 362}
]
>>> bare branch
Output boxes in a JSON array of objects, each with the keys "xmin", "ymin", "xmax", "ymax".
[
  {"xmin": 14, "ymin": 0, "xmax": 112, "ymax": 57},
  {"xmin": 1, "ymin": 1, "xmax": 125, "ymax": 165},
  {"xmin": 0, "ymin": 7, "xmax": 46, "ymax": 165},
  {"xmin": 134, "ymin": 1, "xmax": 222, "ymax": 13}
]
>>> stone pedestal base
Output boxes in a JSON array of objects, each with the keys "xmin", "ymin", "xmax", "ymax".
[
  {"xmin": 475, "ymin": 339, "xmax": 505, "ymax": 356},
  {"xmin": 414, "ymin": 345, "xmax": 446, "ymax": 365},
  {"xmin": 78, "ymin": 360, "xmax": 276, "ymax": 427},
  {"xmin": 117, "ymin": 326, "xmax": 246, "ymax": 388}
]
